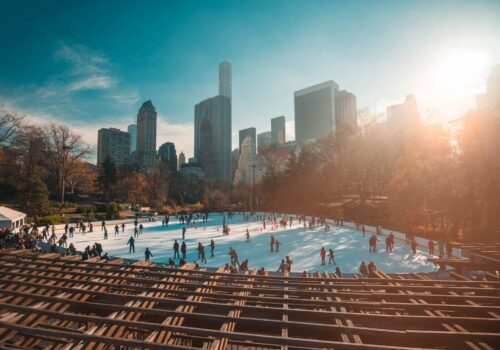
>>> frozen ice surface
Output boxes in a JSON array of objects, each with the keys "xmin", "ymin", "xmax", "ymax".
[{"xmin": 66, "ymin": 214, "xmax": 438, "ymax": 274}]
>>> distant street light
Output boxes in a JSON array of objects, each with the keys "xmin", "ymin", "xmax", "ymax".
[
  {"xmin": 252, "ymin": 163, "xmax": 256, "ymax": 214},
  {"xmin": 60, "ymin": 145, "xmax": 72, "ymax": 204}
]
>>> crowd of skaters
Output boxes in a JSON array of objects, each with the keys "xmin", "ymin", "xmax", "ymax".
[{"xmin": 1, "ymin": 211, "xmax": 457, "ymax": 277}]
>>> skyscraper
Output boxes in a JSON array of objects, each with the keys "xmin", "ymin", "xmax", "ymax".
[
  {"xmin": 178, "ymin": 151, "xmax": 186, "ymax": 171},
  {"xmin": 97, "ymin": 128, "xmax": 130, "ymax": 167},
  {"xmin": 194, "ymin": 62, "xmax": 232, "ymax": 182},
  {"xmin": 158, "ymin": 142, "xmax": 177, "ymax": 172},
  {"xmin": 294, "ymin": 80, "xmax": 339, "ymax": 143},
  {"xmin": 239, "ymin": 127, "xmax": 256, "ymax": 158},
  {"xmin": 136, "ymin": 100, "xmax": 157, "ymax": 171},
  {"xmin": 335, "ymin": 90, "xmax": 358, "ymax": 133},
  {"xmin": 271, "ymin": 116, "xmax": 286, "ymax": 145},
  {"xmin": 234, "ymin": 136, "xmax": 260, "ymax": 186},
  {"xmin": 219, "ymin": 61, "xmax": 232, "ymax": 98},
  {"xmin": 386, "ymin": 94, "xmax": 421, "ymax": 130},
  {"xmin": 257, "ymin": 131, "xmax": 272, "ymax": 154},
  {"xmin": 476, "ymin": 65, "xmax": 500, "ymax": 113},
  {"xmin": 127, "ymin": 124, "xmax": 137, "ymax": 154}
]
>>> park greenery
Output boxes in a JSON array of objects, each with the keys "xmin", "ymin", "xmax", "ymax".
[
  {"xmin": 0, "ymin": 105, "xmax": 498, "ymax": 242},
  {"xmin": 261, "ymin": 108, "xmax": 500, "ymax": 243}
]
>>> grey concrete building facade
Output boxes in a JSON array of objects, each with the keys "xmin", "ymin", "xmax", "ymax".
[
  {"xmin": 178, "ymin": 151, "xmax": 186, "ymax": 171},
  {"xmin": 127, "ymin": 124, "xmax": 137, "ymax": 154},
  {"xmin": 194, "ymin": 95, "xmax": 232, "ymax": 182},
  {"xmin": 257, "ymin": 131, "xmax": 272, "ymax": 154},
  {"xmin": 238, "ymin": 127, "xmax": 256, "ymax": 158},
  {"xmin": 386, "ymin": 94, "xmax": 421, "ymax": 130},
  {"xmin": 136, "ymin": 100, "xmax": 157, "ymax": 171},
  {"xmin": 271, "ymin": 116, "xmax": 286, "ymax": 145},
  {"xmin": 335, "ymin": 90, "xmax": 358, "ymax": 133},
  {"xmin": 294, "ymin": 80, "xmax": 339, "ymax": 143},
  {"xmin": 158, "ymin": 142, "xmax": 178, "ymax": 173},
  {"xmin": 194, "ymin": 62, "xmax": 232, "ymax": 183},
  {"xmin": 219, "ymin": 61, "xmax": 232, "ymax": 98},
  {"xmin": 97, "ymin": 128, "xmax": 130, "ymax": 167}
]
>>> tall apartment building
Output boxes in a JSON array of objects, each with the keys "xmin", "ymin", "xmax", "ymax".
[
  {"xmin": 219, "ymin": 61, "xmax": 232, "ymax": 98},
  {"xmin": 158, "ymin": 142, "xmax": 177, "ymax": 172},
  {"xmin": 238, "ymin": 127, "xmax": 256, "ymax": 158},
  {"xmin": 97, "ymin": 128, "xmax": 130, "ymax": 167},
  {"xmin": 387, "ymin": 94, "xmax": 421, "ymax": 130},
  {"xmin": 194, "ymin": 62, "xmax": 232, "ymax": 182},
  {"xmin": 178, "ymin": 151, "xmax": 186, "ymax": 171},
  {"xmin": 294, "ymin": 80, "xmax": 339, "ymax": 143},
  {"xmin": 257, "ymin": 131, "xmax": 272, "ymax": 154},
  {"xmin": 476, "ymin": 65, "xmax": 500, "ymax": 113},
  {"xmin": 127, "ymin": 124, "xmax": 137, "ymax": 154},
  {"xmin": 271, "ymin": 116, "xmax": 286, "ymax": 145},
  {"xmin": 136, "ymin": 100, "xmax": 157, "ymax": 171},
  {"xmin": 335, "ymin": 90, "xmax": 358, "ymax": 133}
]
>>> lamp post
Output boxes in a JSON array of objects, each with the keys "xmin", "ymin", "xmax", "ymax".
[
  {"xmin": 252, "ymin": 163, "xmax": 256, "ymax": 214},
  {"xmin": 60, "ymin": 145, "xmax": 72, "ymax": 204}
]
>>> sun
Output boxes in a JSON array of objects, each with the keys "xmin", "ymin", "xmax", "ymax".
[
  {"xmin": 431, "ymin": 50, "xmax": 490, "ymax": 96},
  {"xmin": 420, "ymin": 49, "xmax": 492, "ymax": 120}
]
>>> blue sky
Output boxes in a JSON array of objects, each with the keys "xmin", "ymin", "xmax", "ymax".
[{"xmin": 1, "ymin": 0, "xmax": 499, "ymax": 159}]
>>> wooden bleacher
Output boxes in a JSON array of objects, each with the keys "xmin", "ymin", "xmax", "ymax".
[
  {"xmin": 430, "ymin": 243, "xmax": 500, "ymax": 273},
  {"xmin": 0, "ymin": 249, "xmax": 499, "ymax": 349}
]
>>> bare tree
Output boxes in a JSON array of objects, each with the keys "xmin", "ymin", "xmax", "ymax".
[
  {"xmin": 43, "ymin": 123, "xmax": 91, "ymax": 204},
  {"xmin": 0, "ymin": 106, "xmax": 24, "ymax": 144}
]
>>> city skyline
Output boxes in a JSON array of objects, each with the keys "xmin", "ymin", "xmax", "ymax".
[{"xmin": 0, "ymin": 0, "xmax": 499, "ymax": 160}]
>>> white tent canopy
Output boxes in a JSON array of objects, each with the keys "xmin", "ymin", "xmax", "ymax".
[{"xmin": 0, "ymin": 206, "xmax": 27, "ymax": 232}]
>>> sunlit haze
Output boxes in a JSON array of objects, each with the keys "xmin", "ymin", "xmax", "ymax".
[{"xmin": 0, "ymin": 0, "xmax": 499, "ymax": 157}]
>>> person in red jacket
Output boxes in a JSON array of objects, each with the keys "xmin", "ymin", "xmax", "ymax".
[{"xmin": 320, "ymin": 247, "xmax": 326, "ymax": 265}]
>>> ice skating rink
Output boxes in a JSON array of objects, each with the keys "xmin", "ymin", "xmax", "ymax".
[{"xmin": 66, "ymin": 214, "xmax": 438, "ymax": 274}]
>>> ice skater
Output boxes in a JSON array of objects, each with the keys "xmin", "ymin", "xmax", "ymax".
[
  {"xmin": 369, "ymin": 235, "xmax": 377, "ymax": 252},
  {"xmin": 181, "ymin": 241, "xmax": 187, "ymax": 259},
  {"xmin": 173, "ymin": 240, "xmax": 180, "ymax": 259},
  {"xmin": 144, "ymin": 247, "xmax": 153, "ymax": 261},
  {"xmin": 328, "ymin": 248, "xmax": 336, "ymax": 265},
  {"xmin": 127, "ymin": 236, "xmax": 135, "ymax": 253},
  {"xmin": 320, "ymin": 247, "xmax": 326, "ymax": 265}
]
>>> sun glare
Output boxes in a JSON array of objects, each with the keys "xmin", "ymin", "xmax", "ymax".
[
  {"xmin": 432, "ymin": 50, "xmax": 490, "ymax": 95},
  {"xmin": 420, "ymin": 49, "xmax": 492, "ymax": 120}
]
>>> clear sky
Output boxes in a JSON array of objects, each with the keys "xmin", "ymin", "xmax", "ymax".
[{"xmin": 0, "ymin": 0, "xmax": 499, "ymax": 159}]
